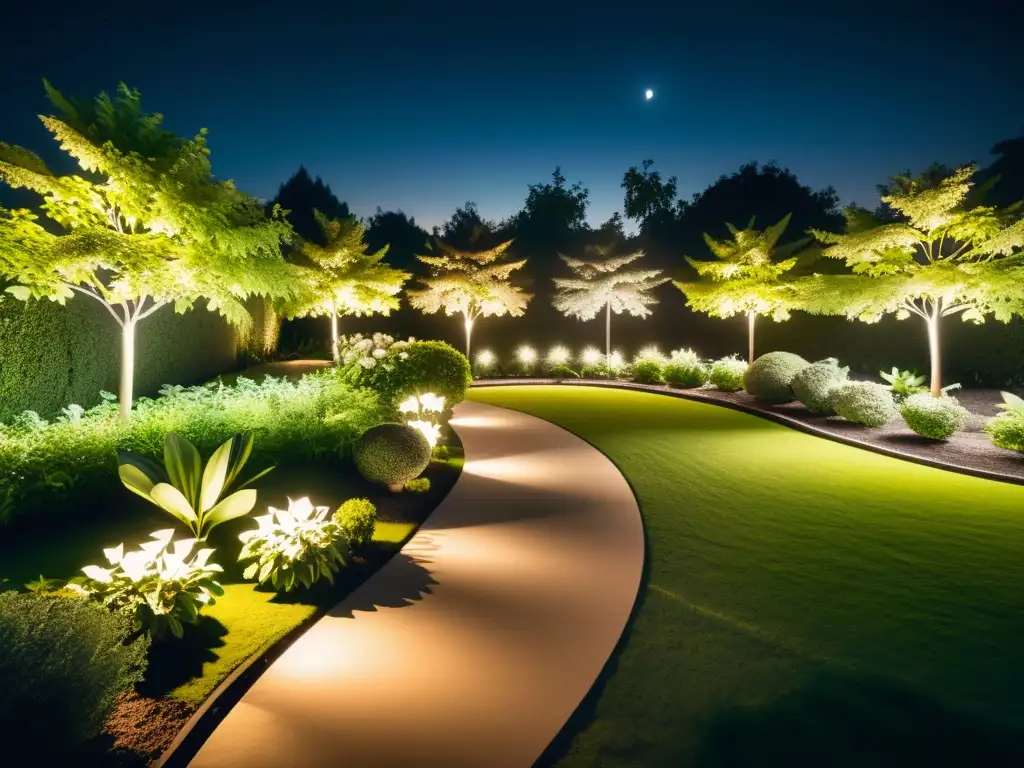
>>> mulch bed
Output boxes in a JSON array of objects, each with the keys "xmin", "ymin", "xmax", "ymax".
[{"xmin": 474, "ymin": 378, "xmax": 1024, "ymax": 485}]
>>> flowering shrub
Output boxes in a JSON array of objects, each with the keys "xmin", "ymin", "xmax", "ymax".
[
  {"xmin": 337, "ymin": 332, "xmax": 408, "ymax": 374},
  {"xmin": 830, "ymin": 382, "xmax": 899, "ymax": 427},
  {"xmin": 70, "ymin": 529, "xmax": 225, "ymax": 640},
  {"xmin": 791, "ymin": 358, "xmax": 849, "ymax": 413},
  {"xmin": 901, "ymin": 393, "xmax": 970, "ymax": 440},
  {"xmin": 399, "ymin": 392, "xmax": 447, "ymax": 448},
  {"xmin": 709, "ymin": 356, "xmax": 747, "ymax": 391},
  {"xmin": 347, "ymin": 339, "xmax": 471, "ymax": 410},
  {"xmin": 663, "ymin": 349, "xmax": 708, "ymax": 388},
  {"xmin": 0, "ymin": 371, "xmax": 383, "ymax": 527},
  {"xmin": 238, "ymin": 497, "xmax": 346, "ymax": 592}
]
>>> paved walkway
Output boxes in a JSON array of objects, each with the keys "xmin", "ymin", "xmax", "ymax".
[{"xmin": 189, "ymin": 400, "xmax": 645, "ymax": 768}]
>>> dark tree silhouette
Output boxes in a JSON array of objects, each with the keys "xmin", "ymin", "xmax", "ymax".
[
  {"xmin": 622, "ymin": 159, "xmax": 679, "ymax": 234},
  {"xmin": 269, "ymin": 167, "xmax": 351, "ymax": 244},
  {"xmin": 435, "ymin": 201, "xmax": 498, "ymax": 249},
  {"xmin": 973, "ymin": 135, "xmax": 1024, "ymax": 209},
  {"xmin": 365, "ymin": 208, "xmax": 429, "ymax": 274}
]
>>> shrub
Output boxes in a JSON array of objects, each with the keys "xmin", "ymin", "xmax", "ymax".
[
  {"xmin": 663, "ymin": 349, "xmax": 708, "ymax": 388},
  {"xmin": 631, "ymin": 360, "xmax": 665, "ymax": 385},
  {"xmin": 830, "ymin": 382, "xmax": 899, "ymax": 427},
  {"xmin": 349, "ymin": 339, "xmax": 471, "ymax": 410},
  {"xmin": 238, "ymin": 497, "xmax": 346, "ymax": 592},
  {"xmin": 549, "ymin": 363, "xmax": 580, "ymax": 380},
  {"xmin": 743, "ymin": 351, "xmax": 809, "ymax": 403},
  {"xmin": 791, "ymin": 358, "xmax": 849, "ymax": 413},
  {"xmin": 405, "ymin": 477, "xmax": 431, "ymax": 493},
  {"xmin": 71, "ymin": 530, "xmax": 225, "ymax": 640},
  {"xmin": 879, "ymin": 367, "xmax": 927, "ymax": 401},
  {"xmin": 0, "ymin": 370, "xmax": 382, "ymax": 528},
  {"xmin": 901, "ymin": 393, "xmax": 970, "ymax": 440},
  {"xmin": 333, "ymin": 498, "xmax": 377, "ymax": 549},
  {"xmin": 354, "ymin": 423, "xmax": 431, "ymax": 487},
  {"xmin": 0, "ymin": 591, "xmax": 149, "ymax": 757},
  {"xmin": 985, "ymin": 392, "xmax": 1024, "ymax": 452},
  {"xmin": 709, "ymin": 355, "xmax": 748, "ymax": 392}
]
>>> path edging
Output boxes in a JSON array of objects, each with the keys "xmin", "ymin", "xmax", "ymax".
[{"xmin": 472, "ymin": 379, "xmax": 1024, "ymax": 488}]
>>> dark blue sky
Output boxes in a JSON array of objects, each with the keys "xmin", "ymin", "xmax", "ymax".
[{"xmin": 3, "ymin": 0, "xmax": 1021, "ymax": 230}]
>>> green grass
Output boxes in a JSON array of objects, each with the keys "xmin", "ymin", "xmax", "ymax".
[{"xmin": 468, "ymin": 386, "xmax": 1024, "ymax": 767}]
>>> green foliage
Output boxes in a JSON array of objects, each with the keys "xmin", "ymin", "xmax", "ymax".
[
  {"xmin": 24, "ymin": 574, "xmax": 62, "ymax": 593},
  {"xmin": 349, "ymin": 339, "xmax": 472, "ymax": 410},
  {"xmin": 791, "ymin": 358, "xmax": 849, "ymax": 413},
  {"xmin": 353, "ymin": 423, "xmax": 431, "ymax": 487},
  {"xmin": 0, "ymin": 370, "xmax": 383, "ymax": 527},
  {"xmin": 830, "ymin": 381, "xmax": 899, "ymax": 427},
  {"xmin": 404, "ymin": 477, "xmax": 431, "ymax": 493},
  {"xmin": 663, "ymin": 349, "xmax": 708, "ymax": 388},
  {"xmin": 118, "ymin": 432, "xmax": 271, "ymax": 539},
  {"xmin": 333, "ymin": 498, "xmax": 377, "ymax": 550},
  {"xmin": 71, "ymin": 529, "xmax": 225, "ymax": 640},
  {"xmin": 238, "ymin": 497, "xmax": 346, "ymax": 592},
  {"xmin": 631, "ymin": 360, "xmax": 665, "ymax": 385},
  {"xmin": 553, "ymin": 248, "xmax": 665, "ymax": 321},
  {"xmin": 743, "ymin": 351, "xmax": 809, "ymax": 403},
  {"xmin": 708, "ymin": 355, "xmax": 748, "ymax": 391},
  {"xmin": 901, "ymin": 393, "xmax": 970, "ymax": 440},
  {"xmin": 985, "ymin": 392, "xmax": 1024, "ymax": 451},
  {"xmin": 879, "ymin": 367, "xmax": 927, "ymax": 400},
  {"xmin": 549, "ymin": 363, "xmax": 581, "ymax": 380},
  {"xmin": 0, "ymin": 591, "xmax": 148, "ymax": 756}
]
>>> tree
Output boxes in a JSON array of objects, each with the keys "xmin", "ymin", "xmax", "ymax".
[
  {"xmin": 407, "ymin": 240, "xmax": 530, "ymax": 358},
  {"xmin": 269, "ymin": 167, "xmax": 350, "ymax": 244},
  {"xmin": 622, "ymin": 159, "xmax": 679, "ymax": 231},
  {"xmin": 365, "ymin": 208, "xmax": 429, "ymax": 274},
  {"xmin": 552, "ymin": 247, "xmax": 666, "ymax": 367},
  {"xmin": 675, "ymin": 214, "xmax": 808, "ymax": 363},
  {"xmin": 436, "ymin": 201, "xmax": 497, "ymax": 250},
  {"xmin": 283, "ymin": 212, "xmax": 410, "ymax": 363},
  {"xmin": 806, "ymin": 166, "xmax": 1024, "ymax": 396},
  {"xmin": 0, "ymin": 82, "xmax": 293, "ymax": 420}
]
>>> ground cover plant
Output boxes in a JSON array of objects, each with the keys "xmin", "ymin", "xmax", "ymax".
[{"xmin": 469, "ymin": 385, "xmax": 1024, "ymax": 767}]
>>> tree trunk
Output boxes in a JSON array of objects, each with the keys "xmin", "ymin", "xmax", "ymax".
[
  {"xmin": 605, "ymin": 300, "xmax": 611, "ymax": 370},
  {"xmin": 747, "ymin": 311, "xmax": 756, "ymax": 364},
  {"xmin": 330, "ymin": 311, "xmax": 340, "ymax": 364},
  {"xmin": 119, "ymin": 320, "xmax": 136, "ymax": 423},
  {"xmin": 464, "ymin": 316, "xmax": 473, "ymax": 360},
  {"xmin": 927, "ymin": 312, "xmax": 942, "ymax": 396}
]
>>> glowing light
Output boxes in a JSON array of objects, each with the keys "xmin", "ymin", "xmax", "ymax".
[
  {"xmin": 408, "ymin": 419, "xmax": 442, "ymax": 448},
  {"xmin": 634, "ymin": 345, "xmax": 665, "ymax": 363},
  {"xmin": 581, "ymin": 346, "xmax": 602, "ymax": 366},
  {"xmin": 517, "ymin": 345, "xmax": 537, "ymax": 364},
  {"xmin": 547, "ymin": 345, "xmax": 571, "ymax": 366},
  {"xmin": 608, "ymin": 351, "xmax": 625, "ymax": 370},
  {"xmin": 645, "ymin": 89, "xmax": 654, "ymax": 100},
  {"xmin": 475, "ymin": 349, "xmax": 496, "ymax": 369}
]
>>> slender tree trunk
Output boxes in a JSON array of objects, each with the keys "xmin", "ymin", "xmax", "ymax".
[
  {"xmin": 330, "ymin": 311, "xmax": 340, "ymax": 364},
  {"xmin": 747, "ymin": 311, "xmax": 756, "ymax": 364},
  {"xmin": 926, "ymin": 309, "xmax": 941, "ymax": 397},
  {"xmin": 464, "ymin": 316, "xmax": 473, "ymax": 360},
  {"xmin": 119, "ymin": 320, "xmax": 136, "ymax": 423},
  {"xmin": 605, "ymin": 300, "xmax": 611, "ymax": 370}
]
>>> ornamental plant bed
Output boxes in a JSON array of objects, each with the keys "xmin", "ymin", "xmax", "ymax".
[{"xmin": 0, "ymin": 448, "xmax": 462, "ymax": 767}]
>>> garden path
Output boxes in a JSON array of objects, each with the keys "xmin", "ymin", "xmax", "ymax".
[{"xmin": 187, "ymin": 400, "xmax": 644, "ymax": 768}]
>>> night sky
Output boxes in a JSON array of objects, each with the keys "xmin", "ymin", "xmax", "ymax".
[{"xmin": 2, "ymin": 0, "xmax": 1021, "ymax": 230}]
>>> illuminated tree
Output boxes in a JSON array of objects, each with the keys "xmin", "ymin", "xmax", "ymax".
[
  {"xmin": 407, "ymin": 240, "xmax": 530, "ymax": 358},
  {"xmin": 552, "ymin": 248, "xmax": 665, "ymax": 367},
  {"xmin": 0, "ymin": 82, "xmax": 293, "ymax": 420},
  {"xmin": 675, "ymin": 214, "xmax": 808, "ymax": 363},
  {"xmin": 283, "ymin": 213, "xmax": 410, "ymax": 363},
  {"xmin": 806, "ymin": 166, "xmax": 1024, "ymax": 396}
]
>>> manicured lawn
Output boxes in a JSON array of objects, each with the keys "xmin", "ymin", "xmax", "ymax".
[{"xmin": 468, "ymin": 386, "xmax": 1024, "ymax": 767}]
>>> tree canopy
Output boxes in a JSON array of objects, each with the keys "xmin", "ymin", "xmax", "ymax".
[{"xmin": 270, "ymin": 167, "xmax": 351, "ymax": 244}]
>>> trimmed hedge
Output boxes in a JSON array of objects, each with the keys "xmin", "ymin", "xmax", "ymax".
[
  {"xmin": 901, "ymin": 394, "xmax": 970, "ymax": 440},
  {"xmin": 353, "ymin": 423, "xmax": 431, "ymax": 487},
  {"xmin": 743, "ymin": 351, "xmax": 809, "ymax": 403},
  {"xmin": 791, "ymin": 359, "xmax": 849, "ymax": 413},
  {"xmin": 0, "ymin": 296, "xmax": 237, "ymax": 421},
  {"xmin": 830, "ymin": 381, "xmax": 899, "ymax": 427}
]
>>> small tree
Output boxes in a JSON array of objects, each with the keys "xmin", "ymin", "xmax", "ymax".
[
  {"xmin": 0, "ymin": 83, "xmax": 293, "ymax": 420},
  {"xmin": 283, "ymin": 212, "xmax": 410, "ymax": 363},
  {"xmin": 407, "ymin": 240, "xmax": 530, "ymax": 358},
  {"xmin": 552, "ymin": 248, "xmax": 666, "ymax": 367},
  {"xmin": 675, "ymin": 214, "xmax": 808, "ymax": 363},
  {"xmin": 807, "ymin": 166, "xmax": 1024, "ymax": 396}
]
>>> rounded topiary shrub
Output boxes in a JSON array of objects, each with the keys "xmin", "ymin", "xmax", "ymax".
[
  {"xmin": 709, "ymin": 356, "xmax": 747, "ymax": 392},
  {"xmin": 985, "ymin": 412, "xmax": 1024, "ymax": 452},
  {"xmin": 664, "ymin": 350, "xmax": 708, "ymax": 388},
  {"xmin": 901, "ymin": 393, "xmax": 970, "ymax": 440},
  {"xmin": 333, "ymin": 498, "xmax": 377, "ymax": 549},
  {"xmin": 791, "ymin": 359, "xmax": 849, "ymax": 413},
  {"xmin": 830, "ymin": 381, "xmax": 898, "ymax": 427},
  {"xmin": 631, "ymin": 360, "xmax": 665, "ymax": 385},
  {"xmin": 0, "ymin": 592, "xmax": 149, "ymax": 758},
  {"xmin": 743, "ymin": 351, "xmax": 809, "ymax": 403},
  {"xmin": 353, "ymin": 423, "xmax": 431, "ymax": 488},
  {"xmin": 369, "ymin": 340, "xmax": 472, "ymax": 409}
]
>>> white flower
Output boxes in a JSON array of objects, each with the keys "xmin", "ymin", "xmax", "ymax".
[
  {"xmin": 398, "ymin": 395, "xmax": 420, "ymax": 414},
  {"xmin": 408, "ymin": 420, "xmax": 442, "ymax": 448},
  {"xmin": 372, "ymin": 348, "xmax": 387, "ymax": 359},
  {"xmin": 358, "ymin": 357, "xmax": 376, "ymax": 369},
  {"xmin": 399, "ymin": 351, "xmax": 409, "ymax": 360},
  {"xmin": 356, "ymin": 339, "xmax": 373, "ymax": 351},
  {"xmin": 419, "ymin": 393, "xmax": 446, "ymax": 413}
]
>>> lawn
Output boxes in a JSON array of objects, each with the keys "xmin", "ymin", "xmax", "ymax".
[{"xmin": 468, "ymin": 386, "xmax": 1024, "ymax": 767}]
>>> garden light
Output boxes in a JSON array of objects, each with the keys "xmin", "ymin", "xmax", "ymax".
[
  {"xmin": 548, "ymin": 345, "xmax": 571, "ymax": 366},
  {"xmin": 475, "ymin": 349, "xmax": 496, "ymax": 369},
  {"xmin": 517, "ymin": 345, "xmax": 537, "ymax": 365},
  {"xmin": 581, "ymin": 346, "xmax": 602, "ymax": 366}
]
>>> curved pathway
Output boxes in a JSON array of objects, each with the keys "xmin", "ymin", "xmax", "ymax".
[{"xmin": 187, "ymin": 400, "xmax": 644, "ymax": 768}]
